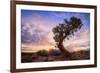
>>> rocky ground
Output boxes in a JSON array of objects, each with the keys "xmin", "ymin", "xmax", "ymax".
[{"xmin": 21, "ymin": 49, "xmax": 90, "ymax": 63}]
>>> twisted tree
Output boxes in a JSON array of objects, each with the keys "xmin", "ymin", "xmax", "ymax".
[{"xmin": 52, "ymin": 16, "xmax": 83, "ymax": 57}]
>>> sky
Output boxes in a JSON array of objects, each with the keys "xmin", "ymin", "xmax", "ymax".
[{"xmin": 21, "ymin": 9, "xmax": 90, "ymax": 53}]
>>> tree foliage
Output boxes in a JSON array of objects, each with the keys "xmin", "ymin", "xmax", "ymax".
[
  {"xmin": 52, "ymin": 16, "xmax": 83, "ymax": 56},
  {"xmin": 53, "ymin": 16, "xmax": 83, "ymax": 45}
]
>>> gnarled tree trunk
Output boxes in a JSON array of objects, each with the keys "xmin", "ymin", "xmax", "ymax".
[{"xmin": 57, "ymin": 40, "xmax": 71, "ymax": 57}]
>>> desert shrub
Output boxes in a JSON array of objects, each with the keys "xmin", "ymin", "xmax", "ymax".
[
  {"xmin": 36, "ymin": 50, "xmax": 48, "ymax": 56},
  {"xmin": 49, "ymin": 49, "xmax": 62, "ymax": 56}
]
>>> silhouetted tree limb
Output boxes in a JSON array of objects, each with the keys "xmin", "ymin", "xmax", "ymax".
[{"xmin": 52, "ymin": 16, "xmax": 83, "ymax": 57}]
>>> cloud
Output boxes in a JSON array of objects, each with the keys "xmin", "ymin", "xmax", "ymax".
[
  {"xmin": 21, "ymin": 10, "xmax": 90, "ymax": 52},
  {"xmin": 63, "ymin": 29, "xmax": 90, "ymax": 52},
  {"xmin": 21, "ymin": 13, "xmax": 56, "ymax": 46}
]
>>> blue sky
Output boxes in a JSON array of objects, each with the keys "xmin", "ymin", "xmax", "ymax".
[
  {"xmin": 21, "ymin": 9, "xmax": 90, "ymax": 52},
  {"xmin": 21, "ymin": 10, "xmax": 90, "ymax": 27}
]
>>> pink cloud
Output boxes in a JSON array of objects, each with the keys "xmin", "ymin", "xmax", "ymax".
[{"xmin": 63, "ymin": 29, "xmax": 90, "ymax": 52}]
